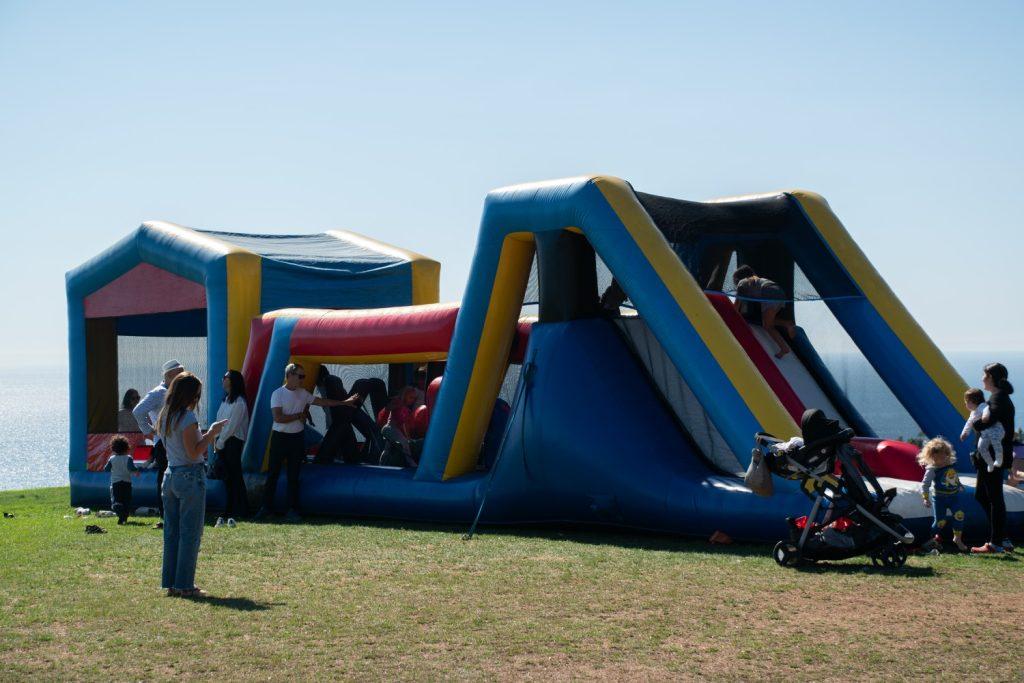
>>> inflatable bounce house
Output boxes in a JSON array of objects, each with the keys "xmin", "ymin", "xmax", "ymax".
[
  {"xmin": 66, "ymin": 221, "xmax": 438, "ymax": 506},
  {"xmin": 67, "ymin": 178, "xmax": 1023, "ymax": 542}
]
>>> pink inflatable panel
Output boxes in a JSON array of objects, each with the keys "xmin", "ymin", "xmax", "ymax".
[{"xmin": 84, "ymin": 263, "xmax": 206, "ymax": 318}]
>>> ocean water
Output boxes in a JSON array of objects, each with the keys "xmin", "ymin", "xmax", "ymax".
[{"xmin": 1, "ymin": 354, "xmax": 1022, "ymax": 491}]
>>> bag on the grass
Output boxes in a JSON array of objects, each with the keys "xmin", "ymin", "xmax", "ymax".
[{"xmin": 744, "ymin": 448, "xmax": 774, "ymax": 497}]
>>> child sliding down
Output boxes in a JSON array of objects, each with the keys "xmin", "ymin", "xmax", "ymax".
[
  {"xmin": 918, "ymin": 437, "xmax": 969, "ymax": 552},
  {"xmin": 960, "ymin": 388, "xmax": 1005, "ymax": 472}
]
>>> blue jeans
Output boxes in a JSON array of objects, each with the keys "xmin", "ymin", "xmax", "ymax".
[
  {"xmin": 931, "ymin": 492, "xmax": 965, "ymax": 536},
  {"xmin": 161, "ymin": 464, "xmax": 206, "ymax": 590}
]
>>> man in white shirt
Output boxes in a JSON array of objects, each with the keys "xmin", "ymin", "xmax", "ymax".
[
  {"xmin": 132, "ymin": 359, "xmax": 185, "ymax": 523},
  {"xmin": 255, "ymin": 363, "xmax": 353, "ymax": 521}
]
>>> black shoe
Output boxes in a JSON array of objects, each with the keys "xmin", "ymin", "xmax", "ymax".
[{"xmin": 254, "ymin": 507, "xmax": 269, "ymax": 520}]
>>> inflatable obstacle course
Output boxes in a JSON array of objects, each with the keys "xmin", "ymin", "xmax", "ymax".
[{"xmin": 66, "ymin": 177, "xmax": 1024, "ymax": 541}]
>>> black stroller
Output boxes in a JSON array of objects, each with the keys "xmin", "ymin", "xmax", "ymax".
[{"xmin": 754, "ymin": 409, "xmax": 915, "ymax": 568}]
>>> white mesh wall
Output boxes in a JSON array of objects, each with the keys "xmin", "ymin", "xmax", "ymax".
[
  {"xmin": 311, "ymin": 363, "xmax": 389, "ymax": 439},
  {"xmin": 614, "ymin": 317, "xmax": 743, "ymax": 476},
  {"xmin": 118, "ymin": 336, "xmax": 209, "ymax": 423}
]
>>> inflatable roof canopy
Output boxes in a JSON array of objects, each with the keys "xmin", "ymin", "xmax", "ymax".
[{"xmin": 66, "ymin": 221, "xmax": 438, "ymax": 477}]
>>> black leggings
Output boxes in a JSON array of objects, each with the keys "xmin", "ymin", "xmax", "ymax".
[
  {"xmin": 218, "ymin": 437, "xmax": 249, "ymax": 518},
  {"xmin": 263, "ymin": 431, "xmax": 305, "ymax": 513},
  {"xmin": 111, "ymin": 481, "xmax": 132, "ymax": 524},
  {"xmin": 974, "ymin": 464, "xmax": 1007, "ymax": 544}
]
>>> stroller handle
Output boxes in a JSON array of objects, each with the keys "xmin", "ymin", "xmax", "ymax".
[
  {"xmin": 802, "ymin": 427, "xmax": 855, "ymax": 453},
  {"xmin": 754, "ymin": 428, "xmax": 854, "ymax": 453}
]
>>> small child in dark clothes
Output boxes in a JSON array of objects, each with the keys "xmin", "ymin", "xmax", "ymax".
[{"xmin": 103, "ymin": 435, "xmax": 138, "ymax": 525}]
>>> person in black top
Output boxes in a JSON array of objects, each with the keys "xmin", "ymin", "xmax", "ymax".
[
  {"xmin": 315, "ymin": 367, "xmax": 387, "ymax": 464},
  {"xmin": 314, "ymin": 367, "xmax": 355, "ymax": 464},
  {"xmin": 969, "ymin": 362, "xmax": 1015, "ymax": 553}
]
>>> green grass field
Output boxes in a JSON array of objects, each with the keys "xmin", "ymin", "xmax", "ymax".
[{"xmin": 1, "ymin": 487, "xmax": 1021, "ymax": 681}]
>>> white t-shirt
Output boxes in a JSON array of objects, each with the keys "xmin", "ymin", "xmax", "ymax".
[{"xmin": 270, "ymin": 386, "xmax": 314, "ymax": 434}]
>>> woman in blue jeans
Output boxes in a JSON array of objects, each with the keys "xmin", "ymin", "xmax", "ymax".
[{"xmin": 157, "ymin": 372, "xmax": 226, "ymax": 597}]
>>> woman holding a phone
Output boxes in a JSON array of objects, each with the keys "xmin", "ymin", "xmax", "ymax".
[{"xmin": 156, "ymin": 372, "xmax": 227, "ymax": 597}]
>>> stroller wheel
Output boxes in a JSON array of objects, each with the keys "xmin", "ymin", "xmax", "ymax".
[
  {"xmin": 773, "ymin": 541, "xmax": 801, "ymax": 568},
  {"xmin": 872, "ymin": 544, "xmax": 908, "ymax": 569}
]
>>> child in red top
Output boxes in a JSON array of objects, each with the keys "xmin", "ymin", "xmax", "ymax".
[{"xmin": 383, "ymin": 386, "xmax": 419, "ymax": 466}]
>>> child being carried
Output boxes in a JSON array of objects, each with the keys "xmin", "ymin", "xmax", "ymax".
[{"xmin": 960, "ymin": 388, "xmax": 1005, "ymax": 472}]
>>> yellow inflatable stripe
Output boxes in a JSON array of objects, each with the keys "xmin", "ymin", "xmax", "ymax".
[
  {"xmin": 790, "ymin": 191, "xmax": 968, "ymax": 417},
  {"xmin": 444, "ymin": 233, "xmax": 535, "ymax": 480},
  {"xmin": 411, "ymin": 259, "xmax": 441, "ymax": 305},
  {"xmin": 593, "ymin": 177, "xmax": 798, "ymax": 438},
  {"xmin": 225, "ymin": 252, "xmax": 262, "ymax": 371}
]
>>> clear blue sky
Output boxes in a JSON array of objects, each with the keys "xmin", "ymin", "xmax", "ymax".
[{"xmin": 1, "ymin": 1, "xmax": 1021, "ymax": 366}]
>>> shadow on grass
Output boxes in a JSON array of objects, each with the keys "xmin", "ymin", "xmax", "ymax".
[
  {"xmin": 237, "ymin": 513, "xmax": 1017, "ymax": 571},
  {"xmin": 793, "ymin": 562, "xmax": 936, "ymax": 577},
  {"xmin": 183, "ymin": 595, "xmax": 283, "ymax": 611},
  {"xmin": 248, "ymin": 513, "xmax": 771, "ymax": 557}
]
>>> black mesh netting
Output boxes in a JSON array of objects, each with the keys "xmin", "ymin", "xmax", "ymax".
[{"xmin": 787, "ymin": 267, "xmax": 925, "ymax": 441}]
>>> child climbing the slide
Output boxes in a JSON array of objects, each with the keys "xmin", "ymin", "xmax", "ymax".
[
  {"xmin": 732, "ymin": 265, "xmax": 796, "ymax": 359},
  {"xmin": 960, "ymin": 388, "xmax": 1005, "ymax": 472},
  {"xmin": 918, "ymin": 437, "xmax": 969, "ymax": 552},
  {"xmin": 103, "ymin": 435, "xmax": 138, "ymax": 525}
]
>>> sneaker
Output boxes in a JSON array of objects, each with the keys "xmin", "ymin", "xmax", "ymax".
[
  {"xmin": 1001, "ymin": 539, "xmax": 1015, "ymax": 552},
  {"xmin": 226, "ymin": 518, "xmax": 237, "ymax": 528},
  {"xmin": 254, "ymin": 507, "xmax": 269, "ymax": 520},
  {"xmin": 970, "ymin": 543, "xmax": 1005, "ymax": 554},
  {"xmin": 214, "ymin": 517, "xmax": 225, "ymax": 528},
  {"xmin": 285, "ymin": 509, "xmax": 302, "ymax": 522}
]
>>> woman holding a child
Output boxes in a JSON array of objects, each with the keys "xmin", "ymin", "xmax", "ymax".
[{"xmin": 968, "ymin": 362, "xmax": 1016, "ymax": 554}]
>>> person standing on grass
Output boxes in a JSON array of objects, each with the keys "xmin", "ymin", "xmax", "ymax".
[
  {"xmin": 158, "ymin": 372, "xmax": 226, "ymax": 598},
  {"xmin": 969, "ymin": 362, "xmax": 1016, "ymax": 554},
  {"xmin": 133, "ymin": 359, "xmax": 185, "ymax": 527},
  {"xmin": 255, "ymin": 363, "xmax": 350, "ymax": 521},
  {"xmin": 213, "ymin": 370, "xmax": 250, "ymax": 527},
  {"xmin": 104, "ymin": 435, "xmax": 139, "ymax": 525}
]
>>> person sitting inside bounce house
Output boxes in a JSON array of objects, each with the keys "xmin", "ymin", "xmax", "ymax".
[
  {"xmin": 732, "ymin": 265, "xmax": 797, "ymax": 359},
  {"xmin": 381, "ymin": 386, "xmax": 419, "ymax": 468}
]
